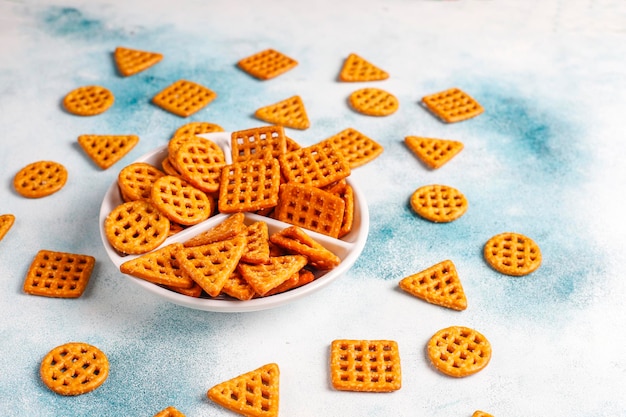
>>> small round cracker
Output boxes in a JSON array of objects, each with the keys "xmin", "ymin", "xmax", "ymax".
[
  {"xmin": 40, "ymin": 342, "xmax": 109, "ymax": 396},
  {"xmin": 348, "ymin": 87, "xmax": 398, "ymax": 116},
  {"xmin": 427, "ymin": 326, "xmax": 491, "ymax": 377},
  {"xmin": 63, "ymin": 85, "xmax": 114, "ymax": 116},
  {"xmin": 484, "ymin": 232, "xmax": 542, "ymax": 276},
  {"xmin": 151, "ymin": 175, "xmax": 213, "ymax": 226},
  {"xmin": 13, "ymin": 160, "xmax": 68, "ymax": 198},
  {"xmin": 410, "ymin": 184, "xmax": 467, "ymax": 223}
]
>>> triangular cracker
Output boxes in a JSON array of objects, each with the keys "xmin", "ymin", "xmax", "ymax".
[
  {"xmin": 183, "ymin": 213, "xmax": 246, "ymax": 247},
  {"xmin": 404, "ymin": 136, "xmax": 464, "ymax": 169},
  {"xmin": 207, "ymin": 363, "xmax": 280, "ymax": 417},
  {"xmin": 339, "ymin": 53, "xmax": 389, "ymax": 82},
  {"xmin": 78, "ymin": 134, "xmax": 139, "ymax": 169},
  {"xmin": 114, "ymin": 46, "xmax": 163, "ymax": 77},
  {"xmin": 175, "ymin": 235, "xmax": 246, "ymax": 297},
  {"xmin": 238, "ymin": 255, "xmax": 307, "ymax": 296},
  {"xmin": 120, "ymin": 243, "xmax": 194, "ymax": 289},
  {"xmin": 0, "ymin": 214, "xmax": 15, "ymax": 242},
  {"xmin": 241, "ymin": 221, "xmax": 271, "ymax": 264},
  {"xmin": 254, "ymin": 95, "xmax": 310, "ymax": 130},
  {"xmin": 269, "ymin": 226, "xmax": 340, "ymax": 270},
  {"xmin": 221, "ymin": 268, "xmax": 256, "ymax": 301},
  {"xmin": 398, "ymin": 260, "xmax": 467, "ymax": 310}
]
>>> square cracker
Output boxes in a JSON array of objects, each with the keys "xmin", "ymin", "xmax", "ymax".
[
  {"xmin": 23, "ymin": 250, "xmax": 95, "ymax": 298},
  {"xmin": 153, "ymin": 80, "xmax": 216, "ymax": 117}
]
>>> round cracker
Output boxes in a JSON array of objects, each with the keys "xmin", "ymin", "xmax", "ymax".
[
  {"xmin": 63, "ymin": 85, "xmax": 114, "ymax": 116},
  {"xmin": 348, "ymin": 87, "xmax": 398, "ymax": 116},
  {"xmin": 13, "ymin": 160, "xmax": 68, "ymax": 198},
  {"xmin": 427, "ymin": 326, "xmax": 491, "ymax": 377},
  {"xmin": 484, "ymin": 232, "xmax": 542, "ymax": 276},
  {"xmin": 410, "ymin": 184, "xmax": 467, "ymax": 223}
]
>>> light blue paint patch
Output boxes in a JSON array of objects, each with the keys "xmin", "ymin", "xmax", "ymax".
[{"xmin": 39, "ymin": 6, "xmax": 122, "ymax": 40}]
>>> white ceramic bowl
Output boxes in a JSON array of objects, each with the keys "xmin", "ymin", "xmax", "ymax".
[{"xmin": 98, "ymin": 132, "xmax": 369, "ymax": 312}]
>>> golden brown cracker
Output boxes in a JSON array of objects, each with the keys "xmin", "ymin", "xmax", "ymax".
[
  {"xmin": 269, "ymin": 226, "xmax": 340, "ymax": 270},
  {"xmin": 23, "ymin": 250, "xmax": 95, "ymax": 298},
  {"xmin": 254, "ymin": 95, "xmax": 310, "ymax": 130},
  {"xmin": 230, "ymin": 125, "xmax": 287, "ymax": 163},
  {"xmin": 63, "ymin": 85, "xmax": 114, "ymax": 116},
  {"xmin": 152, "ymin": 80, "xmax": 216, "ymax": 117},
  {"xmin": 78, "ymin": 134, "xmax": 139, "ymax": 170},
  {"xmin": 238, "ymin": 48, "xmax": 297, "ymax": 80},
  {"xmin": 404, "ymin": 136, "xmax": 464, "ymax": 169},
  {"xmin": 399, "ymin": 260, "xmax": 467, "ymax": 311},
  {"xmin": 120, "ymin": 243, "xmax": 194, "ymax": 289},
  {"xmin": 410, "ymin": 184, "xmax": 468, "ymax": 223},
  {"xmin": 241, "ymin": 221, "xmax": 271, "ymax": 265},
  {"xmin": 153, "ymin": 406, "xmax": 186, "ymax": 417},
  {"xmin": 114, "ymin": 46, "xmax": 163, "ymax": 77},
  {"xmin": 484, "ymin": 232, "xmax": 542, "ymax": 276},
  {"xmin": 0, "ymin": 214, "xmax": 15, "ymax": 242},
  {"xmin": 171, "ymin": 137, "xmax": 225, "ymax": 193},
  {"xmin": 150, "ymin": 175, "xmax": 213, "ymax": 226},
  {"xmin": 183, "ymin": 213, "xmax": 246, "ymax": 247},
  {"xmin": 422, "ymin": 87, "xmax": 483, "ymax": 123},
  {"xmin": 322, "ymin": 128, "xmax": 383, "ymax": 168},
  {"xmin": 218, "ymin": 158, "xmax": 281, "ymax": 214},
  {"xmin": 339, "ymin": 53, "xmax": 389, "ymax": 82},
  {"xmin": 238, "ymin": 255, "xmax": 308, "ymax": 296},
  {"xmin": 278, "ymin": 141, "xmax": 351, "ymax": 188},
  {"xmin": 117, "ymin": 162, "xmax": 165, "ymax": 201},
  {"xmin": 348, "ymin": 87, "xmax": 398, "ymax": 116},
  {"xmin": 13, "ymin": 160, "xmax": 68, "ymax": 198},
  {"xmin": 427, "ymin": 326, "xmax": 491, "ymax": 377}
]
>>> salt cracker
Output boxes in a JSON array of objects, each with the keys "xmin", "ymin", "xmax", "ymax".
[
  {"xmin": 118, "ymin": 162, "xmax": 165, "ymax": 201},
  {"xmin": 399, "ymin": 260, "xmax": 467, "ymax": 311},
  {"xmin": 221, "ymin": 268, "xmax": 256, "ymax": 301},
  {"xmin": 322, "ymin": 128, "xmax": 383, "ymax": 168},
  {"xmin": 254, "ymin": 95, "xmax": 310, "ymax": 130},
  {"xmin": 264, "ymin": 269, "xmax": 315, "ymax": 296},
  {"xmin": 172, "ymin": 137, "xmax": 225, "ymax": 193},
  {"xmin": 183, "ymin": 212, "xmax": 246, "ymax": 247},
  {"xmin": 152, "ymin": 80, "xmax": 216, "ymax": 117},
  {"xmin": 427, "ymin": 326, "xmax": 491, "ymax": 377},
  {"xmin": 238, "ymin": 255, "xmax": 307, "ymax": 296},
  {"xmin": 207, "ymin": 363, "xmax": 280, "ymax": 417},
  {"xmin": 404, "ymin": 136, "xmax": 464, "ymax": 169},
  {"xmin": 153, "ymin": 406, "xmax": 186, "ymax": 417},
  {"xmin": 175, "ymin": 235, "xmax": 246, "ymax": 297},
  {"xmin": 484, "ymin": 232, "xmax": 542, "ymax": 276},
  {"xmin": 0, "ymin": 214, "xmax": 15, "ymax": 242},
  {"xmin": 150, "ymin": 175, "xmax": 213, "ymax": 226},
  {"xmin": 114, "ymin": 46, "xmax": 163, "ymax": 77},
  {"xmin": 274, "ymin": 183, "xmax": 345, "ymax": 238},
  {"xmin": 473, "ymin": 411, "xmax": 494, "ymax": 417},
  {"xmin": 349, "ymin": 87, "xmax": 398, "ymax": 116},
  {"xmin": 241, "ymin": 221, "xmax": 271, "ymax": 264},
  {"xmin": 40, "ymin": 342, "xmax": 109, "ymax": 396},
  {"xmin": 104, "ymin": 200, "xmax": 170, "ymax": 255},
  {"xmin": 422, "ymin": 87, "xmax": 484, "ymax": 123},
  {"xmin": 78, "ymin": 134, "xmax": 139, "ymax": 170},
  {"xmin": 269, "ymin": 226, "xmax": 340, "ymax": 270},
  {"xmin": 330, "ymin": 339, "xmax": 402, "ymax": 392},
  {"xmin": 339, "ymin": 53, "xmax": 389, "ymax": 82},
  {"xmin": 410, "ymin": 184, "xmax": 468, "ymax": 223},
  {"xmin": 13, "ymin": 160, "xmax": 68, "ymax": 198},
  {"xmin": 63, "ymin": 85, "xmax": 114, "ymax": 116},
  {"xmin": 238, "ymin": 48, "xmax": 297, "ymax": 80},
  {"xmin": 23, "ymin": 250, "xmax": 95, "ymax": 298},
  {"xmin": 231, "ymin": 125, "xmax": 287, "ymax": 163},
  {"xmin": 120, "ymin": 243, "xmax": 194, "ymax": 289},
  {"xmin": 278, "ymin": 141, "xmax": 351, "ymax": 188},
  {"xmin": 218, "ymin": 157, "xmax": 281, "ymax": 214}
]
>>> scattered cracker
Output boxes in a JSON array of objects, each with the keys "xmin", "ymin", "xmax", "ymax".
[
  {"xmin": 153, "ymin": 406, "xmax": 186, "ymax": 417},
  {"xmin": 254, "ymin": 95, "xmax": 310, "ymax": 130},
  {"xmin": 338, "ymin": 53, "xmax": 389, "ymax": 82},
  {"xmin": 114, "ymin": 46, "xmax": 163, "ymax": 77},
  {"xmin": 78, "ymin": 134, "xmax": 139, "ymax": 170},
  {"xmin": 0, "ymin": 214, "xmax": 15, "ymax": 242},
  {"xmin": 421, "ymin": 87, "xmax": 483, "ymax": 123},
  {"xmin": 330, "ymin": 339, "xmax": 401, "ymax": 392},
  {"xmin": 323, "ymin": 128, "xmax": 383, "ymax": 168},
  {"xmin": 40, "ymin": 342, "xmax": 109, "ymax": 396},
  {"xmin": 399, "ymin": 260, "xmax": 467, "ymax": 310},
  {"xmin": 238, "ymin": 48, "xmax": 297, "ymax": 80},
  {"xmin": 348, "ymin": 87, "xmax": 398, "ymax": 116},
  {"xmin": 13, "ymin": 160, "xmax": 68, "ymax": 198},
  {"xmin": 410, "ymin": 184, "xmax": 468, "ymax": 223},
  {"xmin": 207, "ymin": 363, "xmax": 280, "ymax": 417},
  {"xmin": 120, "ymin": 243, "xmax": 194, "ymax": 289},
  {"xmin": 63, "ymin": 85, "xmax": 114, "ymax": 116},
  {"xmin": 404, "ymin": 136, "xmax": 464, "ymax": 169},
  {"xmin": 153, "ymin": 80, "xmax": 217, "ymax": 117},
  {"xmin": 484, "ymin": 232, "xmax": 542, "ymax": 276},
  {"xmin": 427, "ymin": 326, "xmax": 491, "ymax": 377},
  {"xmin": 23, "ymin": 250, "xmax": 95, "ymax": 298}
]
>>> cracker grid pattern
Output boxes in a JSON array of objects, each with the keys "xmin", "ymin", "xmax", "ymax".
[
  {"xmin": 399, "ymin": 260, "xmax": 467, "ymax": 310},
  {"xmin": 151, "ymin": 175, "xmax": 212, "ymax": 226},
  {"xmin": 323, "ymin": 128, "xmax": 383, "ymax": 168},
  {"xmin": 13, "ymin": 160, "xmax": 68, "ymax": 198},
  {"xmin": 349, "ymin": 87, "xmax": 398, "ymax": 116},
  {"xmin": 404, "ymin": 136, "xmax": 464, "ymax": 169},
  {"xmin": 152, "ymin": 80, "xmax": 216, "ymax": 117},
  {"xmin": 78, "ymin": 134, "xmax": 139, "ymax": 169},
  {"xmin": 410, "ymin": 184, "xmax": 468, "ymax": 223},
  {"xmin": 23, "ymin": 250, "xmax": 95, "ymax": 298},
  {"xmin": 254, "ymin": 95, "xmax": 310, "ymax": 130},
  {"xmin": 63, "ymin": 85, "xmax": 114, "ymax": 116},
  {"xmin": 173, "ymin": 137, "xmax": 225, "ymax": 193},
  {"xmin": 120, "ymin": 243, "xmax": 193, "ymax": 288},
  {"xmin": 339, "ymin": 53, "xmax": 389, "ymax": 82},
  {"xmin": 114, "ymin": 46, "xmax": 163, "ymax": 77},
  {"xmin": 279, "ymin": 141, "xmax": 350, "ymax": 188},
  {"xmin": 231, "ymin": 125, "xmax": 287, "ymax": 162},
  {"xmin": 427, "ymin": 326, "xmax": 491, "ymax": 377},
  {"xmin": 218, "ymin": 158, "xmax": 281, "ymax": 213},
  {"xmin": 484, "ymin": 232, "xmax": 542, "ymax": 276},
  {"xmin": 118, "ymin": 162, "xmax": 165, "ymax": 201},
  {"xmin": 330, "ymin": 339, "xmax": 401, "ymax": 392},
  {"xmin": 422, "ymin": 87, "xmax": 484, "ymax": 123},
  {"xmin": 238, "ymin": 48, "xmax": 297, "ymax": 80}
]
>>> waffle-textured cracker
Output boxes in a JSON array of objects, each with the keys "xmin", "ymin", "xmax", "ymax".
[
  {"xmin": 114, "ymin": 46, "xmax": 163, "ymax": 77},
  {"xmin": 254, "ymin": 95, "xmax": 310, "ymax": 130},
  {"xmin": 241, "ymin": 221, "xmax": 271, "ymax": 264},
  {"xmin": 338, "ymin": 53, "xmax": 389, "ymax": 82},
  {"xmin": 349, "ymin": 87, "xmax": 398, "ymax": 116},
  {"xmin": 169, "ymin": 122, "xmax": 224, "ymax": 157},
  {"xmin": 330, "ymin": 339, "xmax": 402, "ymax": 392},
  {"xmin": 322, "ymin": 128, "xmax": 383, "ymax": 168},
  {"xmin": 120, "ymin": 243, "xmax": 194, "ymax": 289},
  {"xmin": 405, "ymin": 136, "xmax": 464, "ymax": 169},
  {"xmin": 172, "ymin": 137, "xmax": 225, "ymax": 193},
  {"xmin": 153, "ymin": 80, "xmax": 216, "ymax": 117},
  {"xmin": 150, "ymin": 175, "xmax": 213, "ymax": 226},
  {"xmin": 410, "ymin": 184, "xmax": 468, "ymax": 223},
  {"xmin": 422, "ymin": 87, "xmax": 483, "ymax": 123},
  {"xmin": 427, "ymin": 326, "xmax": 491, "ymax": 377},
  {"xmin": 399, "ymin": 260, "xmax": 467, "ymax": 310},
  {"xmin": 13, "ymin": 161, "xmax": 68, "ymax": 198},
  {"xmin": 40, "ymin": 342, "xmax": 109, "ymax": 395},
  {"xmin": 238, "ymin": 255, "xmax": 307, "ymax": 296},
  {"xmin": 484, "ymin": 232, "xmax": 542, "ymax": 276},
  {"xmin": 274, "ymin": 183, "xmax": 345, "ymax": 238},
  {"xmin": 183, "ymin": 213, "xmax": 246, "ymax": 247},
  {"xmin": 207, "ymin": 363, "xmax": 280, "ymax": 417},
  {"xmin": 23, "ymin": 250, "xmax": 95, "ymax": 298},
  {"xmin": 118, "ymin": 162, "xmax": 165, "ymax": 201},
  {"xmin": 238, "ymin": 48, "xmax": 297, "ymax": 80},
  {"xmin": 0, "ymin": 214, "xmax": 15, "ymax": 242},
  {"xmin": 221, "ymin": 268, "xmax": 256, "ymax": 301},
  {"xmin": 78, "ymin": 134, "xmax": 139, "ymax": 170},
  {"xmin": 278, "ymin": 141, "xmax": 351, "ymax": 188},
  {"xmin": 63, "ymin": 85, "xmax": 114, "ymax": 116},
  {"xmin": 218, "ymin": 158, "xmax": 281, "ymax": 214},
  {"xmin": 269, "ymin": 226, "xmax": 340, "ymax": 270},
  {"xmin": 231, "ymin": 125, "xmax": 287, "ymax": 163}
]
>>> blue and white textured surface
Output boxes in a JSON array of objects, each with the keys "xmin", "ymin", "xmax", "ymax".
[{"xmin": 1, "ymin": 1, "xmax": 626, "ymax": 416}]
